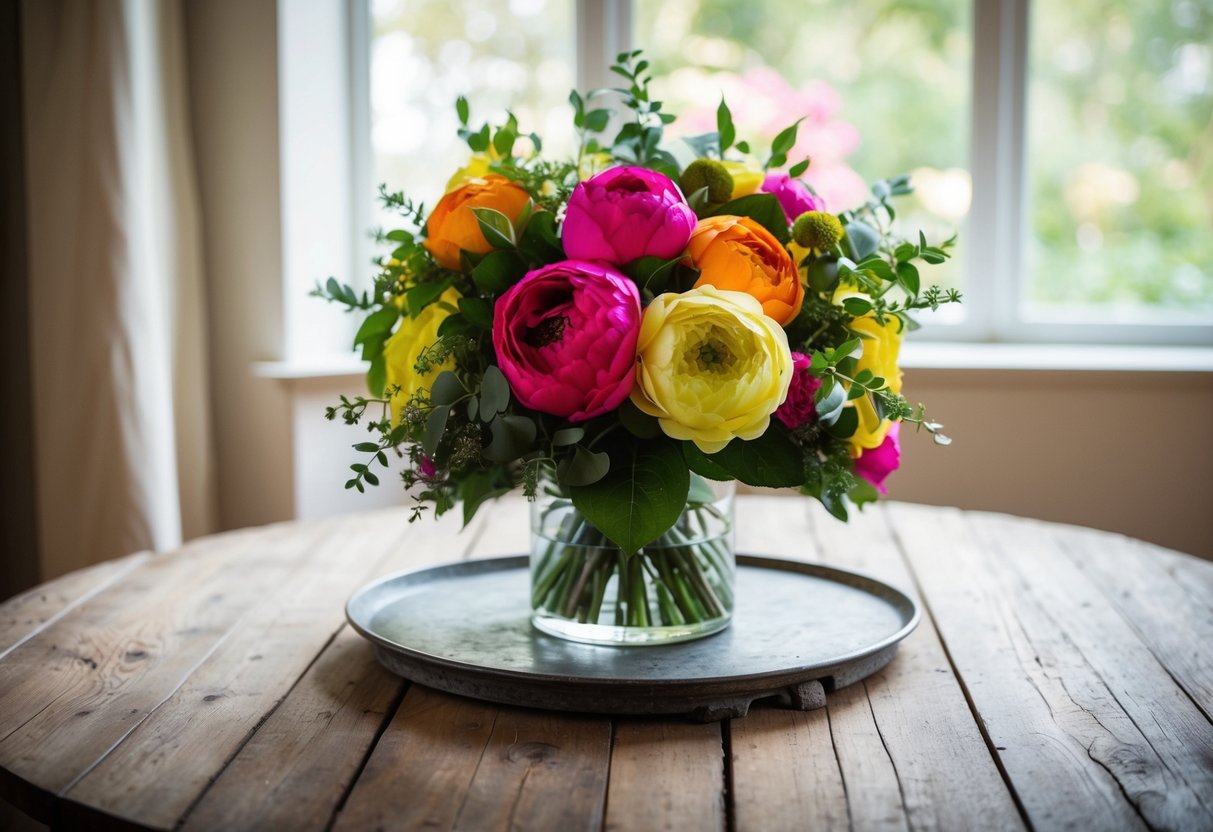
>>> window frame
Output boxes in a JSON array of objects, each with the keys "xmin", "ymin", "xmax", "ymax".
[{"xmin": 293, "ymin": 0, "xmax": 1210, "ymax": 366}]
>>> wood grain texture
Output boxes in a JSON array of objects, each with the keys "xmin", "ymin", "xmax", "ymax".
[
  {"xmin": 331, "ymin": 685, "xmax": 499, "ymax": 831},
  {"xmin": 1052, "ymin": 523, "xmax": 1213, "ymax": 721},
  {"xmin": 942, "ymin": 508, "xmax": 1213, "ymax": 831},
  {"xmin": 179, "ymin": 626, "xmax": 404, "ymax": 832},
  {"xmin": 605, "ymin": 720, "xmax": 725, "ymax": 832},
  {"xmin": 64, "ymin": 508, "xmax": 467, "ymax": 829},
  {"xmin": 739, "ymin": 500, "xmax": 1026, "ymax": 831},
  {"xmin": 729, "ymin": 706, "xmax": 849, "ymax": 831},
  {"xmin": 0, "ymin": 551, "xmax": 151, "ymax": 657}
]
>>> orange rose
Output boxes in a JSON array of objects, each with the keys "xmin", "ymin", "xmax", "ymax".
[
  {"xmin": 687, "ymin": 215, "xmax": 803, "ymax": 325},
  {"xmin": 423, "ymin": 175, "xmax": 531, "ymax": 271}
]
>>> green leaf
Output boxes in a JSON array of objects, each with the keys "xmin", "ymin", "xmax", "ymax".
[
  {"xmin": 716, "ymin": 98, "xmax": 735, "ymax": 152},
  {"xmin": 429, "ymin": 371, "xmax": 465, "ymax": 406},
  {"xmin": 767, "ymin": 118, "xmax": 804, "ymax": 165},
  {"xmin": 551, "ymin": 427, "xmax": 585, "ymax": 447},
  {"xmin": 472, "ymin": 250, "xmax": 524, "ymax": 294},
  {"xmin": 897, "ymin": 262, "xmax": 920, "ymax": 294},
  {"xmin": 483, "ymin": 414, "xmax": 536, "ymax": 463},
  {"xmin": 472, "ymin": 207, "xmax": 515, "ymax": 248},
  {"xmin": 842, "ymin": 220, "xmax": 880, "ymax": 261},
  {"xmin": 687, "ymin": 426, "xmax": 803, "ymax": 488},
  {"xmin": 455, "ymin": 96, "xmax": 469, "ymax": 125},
  {"xmin": 734, "ymin": 140, "xmax": 751, "ymax": 154},
  {"xmin": 366, "ymin": 354, "xmax": 387, "ymax": 397},
  {"xmin": 422, "ymin": 405, "xmax": 450, "ymax": 456},
  {"xmin": 518, "ymin": 211, "xmax": 563, "ymax": 263},
  {"xmin": 625, "ymin": 255, "xmax": 680, "ymax": 294},
  {"xmin": 788, "ymin": 158, "xmax": 810, "ymax": 178},
  {"xmin": 805, "ymin": 258, "xmax": 839, "ymax": 292},
  {"xmin": 815, "ymin": 378, "xmax": 847, "ymax": 425},
  {"xmin": 460, "ymin": 471, "xmax": 510, "ymax": 527},
  {"xmin": 842, "ymin": 297, "xmax": 873, "ymax": 317},
  {"xmin": 617, "ymin": 399, "xmax": 662, "ymax": 439},
  {"xmin": 682, "ymin": 443, "xmax": 732, "ymax": 481},
  {"xmin": 826, "ymin": 406, "xmax": 859, "ymax": 439},
  {"xmin": 467, "ymin": 124, "xmax": 490, "ymax": 152},
  {"xmin": 584, "ymin": 108, "xmax": 611, "ymax": 132},
  {"xmin": 707, "ymin": 193, "xmax": 790, "ymax": 244},
  {"xmin": 478, "ymin": 365, "xmax": 510, "ymax": 420},
  {"xmin": 557, "ymin": 445, "xmax": 610, "ymax": 487},
  {"xmin": 569, "ymin": 440, "xmax": 690, "ymax": 555},
  {"xmin": 848, "ymin": 476, "xmax": 880, "ymax": 508},
  {"xmin": 405, "ymin": 280, "xmax": 451, "ymax": 317},
  {"xmin": 353, "ymin": 442, "xmax": 379, "ymax": 453},
  {"xmin": 458, "ymin": 297, "xmax": 494, "ymax": 331}
]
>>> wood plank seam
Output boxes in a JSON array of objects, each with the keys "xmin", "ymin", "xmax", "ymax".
[
  {"xmin": 721, "ymin": 719, "xmax": 735, "ymax": 832},
  {"xmin": 865, "ymin": 679, "xmax": 911, "ymax": 830},
  {"xmin": 449, "ymin": 706, "xmax": 502, "ymax": 828},
  {"xmin": 0, "ymin": 552, "xmax": 153, "ymax": 663},
  {"xmin": 320, "ymin": 673, "xmax": 411, "ymax": 832},
  {"xmin": 880, "ymin": 514, "xmax": 1036, "ymax": 832},
  {"xmin": 824, "ymin": 700, "xmax": 854, "ymax": 831}
]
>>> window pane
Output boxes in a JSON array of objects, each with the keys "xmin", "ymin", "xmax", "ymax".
[
  {"xmin": 1027, "ymin": 0, "xmax": 1213, "ymax": 321},
  {"xmin": 635, "ymin": 0, "xmax": 972, "ymax": 300},
  {"xmin": 369, "ymin": 0, "xmax": 575, "ymax": 221}
]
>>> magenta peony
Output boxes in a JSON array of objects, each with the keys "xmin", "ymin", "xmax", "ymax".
[
  {"xmin": 492, "ymin": 260, "xmax": 642, "ymax": 422},
  {"xmin": 561, "ymin": 166, "xmax": 696, "ymax": 265},
  {"xmin": 762, "ymin": 173, "xmax": 826, "ymax": 224},
  {"xmin": 774, "ymin": 352, "xmax": 822, "ymax": 429},
  {"xmin": 854, "ymin": 421, "xmax": 901, "ymax": 495}
]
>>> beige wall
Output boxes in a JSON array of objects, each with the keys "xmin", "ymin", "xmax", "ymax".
[
  {"xmin": 184, "ymin": 0, "xmax": 293, "ymax": 531},
  {"xmin": 892, "ymin": 367, "xmax": 1213, "ymax": 559}
]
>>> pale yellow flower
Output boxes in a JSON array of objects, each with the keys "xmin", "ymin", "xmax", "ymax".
[
  {"xmin": 383, "ymin": 287, "xmax": 461, "ymax": 423},
  {"xmin": 631, "ymin": 285, "xmax": 792, "ymax": 454},
  {"xmin": 444, "ymin": 154, "xmax": 493, "ymax": 192},
  {"xmin": 720, "ymin": 160, "xmax": 763, "ymax": 198},
  {"xmin": 835, "ymin": 288, "xmax": 904, "ymax": 452}
]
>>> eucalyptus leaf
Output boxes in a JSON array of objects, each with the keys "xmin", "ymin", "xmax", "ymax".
[
  {"xmin": 556, "ymin": 445, "xmax": 610, "ymax": 487},
  {"xmin": 551, "ymin": 427, "xmax": 585, "ymax": 447},
  {"xmin": 483, "ymin": 414, "xmax": 536, "ymax": 462},
  {"xmin": 422, "ymin": 405, "xmax": 450, "ymax": 456},
  {"xmin": 460, "ymin": 471, "xmax": 510, "ymax": 527},
  {"xmin": 478, "ymin": 365, "xmax": 510, "ymax": 420},
  {"xmin": 458, "ymin": 297, "xmax": 494, "ymax": 331},
  {"xmin": 842, "ymin": 220, "xmax": 880, "ymax": 261},
  {"xmin": 815, "ymin": 379, "xmax": 847, "ymax": 425},
  {"xmin": 429, "ymin": 371, "xmax": 464, "ymax": 406}
]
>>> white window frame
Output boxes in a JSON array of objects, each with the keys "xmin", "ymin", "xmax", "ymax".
[{"xmin": 278, "ymin": 0, "xmax": 1211, "ymax": 368}]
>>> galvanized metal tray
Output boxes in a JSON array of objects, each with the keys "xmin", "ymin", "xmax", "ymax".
[{"xmin": 346, "ymin": 555, "xmax": 919, "ymax": 721}]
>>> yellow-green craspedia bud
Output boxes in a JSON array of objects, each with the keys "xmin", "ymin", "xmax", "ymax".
[
  {"xmin": 792, "ymin": 211, "xmax": 844, "ymax": 251},
  {"xmin": 680, "ymin": 159, "xmax": 734, "ymax": 204}
]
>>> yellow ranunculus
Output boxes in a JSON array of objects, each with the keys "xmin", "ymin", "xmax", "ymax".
[
  {"xmin": 631, "ymin": 285, "xmax": 792, "ymax": 454},
  {"xmin": 837, "ymin": 291, "xmax": 904, "ymax": 452},
  {"xmin": 383, "ymin": 287, "xmax": 461, "ymax": 423},
  {"xmin": 720, "ymin": 160, "xmax": 763, "ymax": 198}
]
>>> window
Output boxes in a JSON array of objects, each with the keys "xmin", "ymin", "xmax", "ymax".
[{"xmin": 351, "ymin": 0, "xmax": 1212, "ymax": 351}]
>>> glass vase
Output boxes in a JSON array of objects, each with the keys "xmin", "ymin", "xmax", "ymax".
[{"xmin": 529, "ymin": 474, "xmax": 735, "ymax": 646}]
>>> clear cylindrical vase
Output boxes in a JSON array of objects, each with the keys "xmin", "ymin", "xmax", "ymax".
[{"xmin": 529, "ymin": 474, "xmax": 735, "ymax": 646}]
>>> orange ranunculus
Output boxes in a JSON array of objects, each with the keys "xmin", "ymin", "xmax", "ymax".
[
  {"xmin": 687, "ymin": 215, "xmax": 803, "ymax": 325},
  {"xmin": 423, "ymin": 175, "xmax": 531, "ymax": 271}
]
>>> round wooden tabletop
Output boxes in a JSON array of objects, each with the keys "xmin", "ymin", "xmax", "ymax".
[{"xmin": 1, "ymin": 497, "xmax": 1210, "ymax": 831}]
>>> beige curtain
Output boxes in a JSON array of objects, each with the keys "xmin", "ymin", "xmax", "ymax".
[{"xmin": 21, "ymin": 0, "xmax": 216, "ymax": 578}]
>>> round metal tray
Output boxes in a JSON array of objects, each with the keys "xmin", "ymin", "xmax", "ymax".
[{"xmin": 346, "ymin": 554, "xmax": 919, "ymax": 721}]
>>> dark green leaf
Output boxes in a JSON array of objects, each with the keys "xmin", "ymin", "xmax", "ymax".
[
  {"xmin": 478, "ymin": 365, "xmax": 510, "ymax": 420},
  {"xmin": 363, "ymin": 470, "xmax": 379, "ymax": 486},
  {"xmin": 569, "ymin": 440, "xmax": 690, "ymax": 555},
  {"xmin": 456, "ymin": 96, "xmax": 469, "ymax": 125},
  {"xmin": 354, "ymin": 442, "xmax": 379, "ymax": 453},
  {"xmin": 788, "ymin": 158, "xmax": 810, "ymax": 178},
  {"xmin": 366, "ymin": 354, "xmax": 387, "ymax": 397},
  {"xmin": 557, "ymin": 445, "xmax": 610, "ymax": 487},
  {"xmin": 458, "ymin": 297, "xmax": 494, "ymax": 331},
  {"xmin": 584, "ymin": 108, "xmax": 611, "ymax": 132},
  {"xmin": 707, "ymin": 193, "xmax": 790, "ymax": 244},
  {"xmin": 716, "ymin": 98, "xmax": 735, "ymax": 151},
  {"xmin": 815, "ymin": 378, "xmax": 847, "ymax": 425},
  {"xmin": 805, "ymin": 258, "xmax": 839, "ymax": 292},
  {"xmin": 405, "ymin": 280, "xmax": 451, "ymax": 317},
  {"xmin": 472, "ymin": 250, "xmax": 525, "ymax": 294},
  {"xmin": 460, "ymin": 471, "xmax": 510, "ymax": 527},
  {"xmin": 842, "ymin": 297, "xmax": 873, "ymax": 317},
  {"xmin": 688, "ymin": 426, "xmax": 803, "ymax": 488},
  {"xmin": 770, "ymin": 118, "xmax": 804, "ymax": 157},
  {"xmin": 429, "ymin": 371, "xmax": 465, "ymax": 406},
  {"xmin": 483, "ymin": 414, "xmax": 537, "ymax": 462},
  {"xmin": 617, "ymin": 399, "xmax": 662, "ymax": 439},
  {"xmin": 826, "ymin": 406, "xmax": 859, "ymax": 439},
  {"xmin": 682, "ymin": 442, "xmax": 733, "ymax": 481},
  {"xmin": 422, "ymin": 405, "xmax": 450, "ymax": 456},
  {"xmin": 551, "ymin": 427, "xmax": 585, "ymax": 447}
]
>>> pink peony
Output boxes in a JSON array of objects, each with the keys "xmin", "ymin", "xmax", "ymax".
[
  {"xmin": 775, "ymin": 352, "xmax": 823, "ymax": 429},
  {"xmin": 561, "ymin": 166, "xmax": 696, "ymax": 265},
  {"xmin": 762, "ymin": 174, "xmax": 826, "ymax": 224},
  {"xmin": 492, "ymin": 260, "xmax": 642, "ymax": 422},
  {"xmin": 854, "ymin": 421, "xmax": 901, "ymax": 495}
]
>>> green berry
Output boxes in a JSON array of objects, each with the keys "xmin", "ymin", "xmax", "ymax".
[
  {"xmin": 680, "ymin": 159, "xmax": 734, "ymax": 204},
  {"xmin": 792, "ymin": 211, "xmax": 844, "ymax": 250}
]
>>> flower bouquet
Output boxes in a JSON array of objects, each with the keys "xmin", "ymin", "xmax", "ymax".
[{"xmin": 318, "ymin": 52, "xmax": 958, "ymax": 645}]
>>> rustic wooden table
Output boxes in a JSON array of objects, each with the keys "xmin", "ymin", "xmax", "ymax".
[{"xmin": 1, "ymin": 496, "xmax": 1211, "ymax": 831}]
